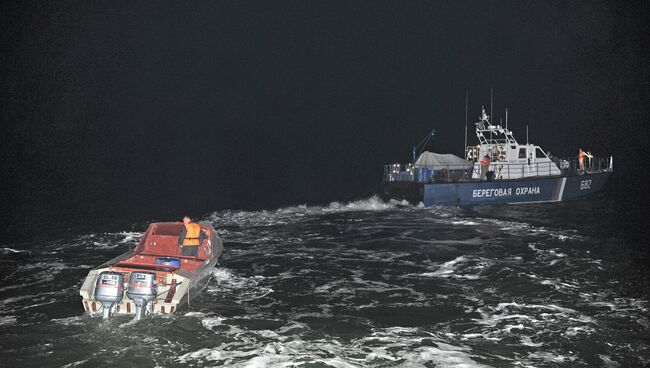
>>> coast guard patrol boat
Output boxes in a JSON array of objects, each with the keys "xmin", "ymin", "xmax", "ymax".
[{"xmin": 381, "ymin": 107, "xmax": 613, "ymax": 206}]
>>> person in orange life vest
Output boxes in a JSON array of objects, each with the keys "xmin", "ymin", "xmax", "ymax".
[
  {"xmin": 578, "ymin": 148, "xmax": 593, "ymax": 171},
  {"xmin": 178, "ymin": 216, "xmax": 203, "ymax": 258},
  {"xmin": 480, "ymin": 155, "xmax": 490, "ymax": 180}
]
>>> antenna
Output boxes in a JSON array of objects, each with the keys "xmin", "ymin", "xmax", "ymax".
[
  {"xmin": 505, "ymin": 108, "xmax": 508, "ymax": 130},
  {"xmin": 526, "ymin": 124, "xmax": 529, "ymax": 145},
  {"xmin": 464, "ymin": 90, "xmax": 468, "ymax": 154},
  {"xmin": 490, "ymin": 88, "xmax": 493, "ymax": 125}
]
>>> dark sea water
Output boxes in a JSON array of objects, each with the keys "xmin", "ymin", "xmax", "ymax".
[{"xmin": 1, "ymin": 197, "xmax": 648, "ymax": 367}]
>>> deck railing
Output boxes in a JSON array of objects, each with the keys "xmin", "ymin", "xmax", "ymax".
[
  {"xmin": 383, "ymin": 156, "xmax": 612, "ymax": 183},
  {"xmin": 565, "ymin": 156, "xmax": 613, "ymax": 176}
]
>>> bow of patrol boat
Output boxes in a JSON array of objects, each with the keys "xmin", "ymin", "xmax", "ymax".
[{"xmin": 79, "ymin": 221, "xmax": 223, "ymax": 320}]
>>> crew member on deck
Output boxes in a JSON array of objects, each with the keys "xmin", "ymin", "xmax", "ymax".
[
  {"xmin": 179, "ymin": 216, "xmax": 203, "ymax": 258},
  {"xmin": 578, "ymin": 148, "xmax": 592, "ymax": 172},
  {"xmin": 480, "ymin": 155, "xmax": 490, "ymax": 180}
]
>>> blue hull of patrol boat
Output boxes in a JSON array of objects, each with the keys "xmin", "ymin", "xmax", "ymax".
[{"xmin": 381, "ymin": 171, "xmax": 610, "ymax": 206}]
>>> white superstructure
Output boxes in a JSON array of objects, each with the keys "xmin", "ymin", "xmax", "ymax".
[{"xmin": 465, "ymin": 107, "xmax": 561, "ymax": 180}]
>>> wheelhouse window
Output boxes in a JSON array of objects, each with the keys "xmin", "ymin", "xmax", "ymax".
[
  {"xmin": 518, "ymin": 148, "xmax": 526, "ymax": 159},
  {"xmin": 535, "ymin": 148, "xmax": 546, "ymax": 159}
]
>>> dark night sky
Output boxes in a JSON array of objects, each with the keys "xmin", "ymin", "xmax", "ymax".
[{"xmin": 1, "ymin": 1, "xmax": 649, "ymax": 239}]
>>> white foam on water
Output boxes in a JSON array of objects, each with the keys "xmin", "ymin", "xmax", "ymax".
[
  {"xmin": 519, "ymin": 336, "xmax": 544, "ymax": 347},
  {"xmin": 327, "ymin": 196, "xmax": 397, "ymax": 212},
  {"xmin": 598, "ymin": 354, "xmax": 622, "ymax": 367},
  {"xmin": 539, "ymin": 278, "xmax": 581, "ymax": 294},
  {"xmin": 211, "ymin": 268, "xmax": 235, "ymax": 282},
  {"xmin": 0, "ymin": 260, "xmax": 74, "ymax": 293},
  {"xmin": 208, "ymin": 196, "xmax": 419, "ymax": 229},
  {"xmin": 116, "ymin": 231, "xmax": 142, "ymax": 243},
  {"xmin": 20, "ymin": 260, "xmax": 68, "ymax": 271},
  {"xmin": 0, "ymin": 276, "xmax": 55, "ymax": 292},
  {"xmin": 5, "ymin": 195, "xmax": 644, "ymax": 366},
  {"xmin": 354, "ymin": 329, "xmax": 489, "ymax": 368},
  {"xmin": 414, "ymin": 343, "xmax": 487, "ymax": 367},
  {"xmin": 202, "ymin": 316, "xmax": 227, "ymax": 329},
  {"xmin": 241, "ymin": 354, "xmax": 272, "ymax": 368},
  {"xmin": 60, "ymin": 359, "xmax": 90, "ymax": 368},
  {"xmin": 52, "ymin": 315, "xmax": 88, "ymax": 326},
  {"xmin": 0, "ymin": 315, "xmax": 17, "ymax": 326},
  {"xmin": 452, "ymin": 332, "xmax": 492, "ymax": 341},
  {"xmin": 418, "ymin": 255, "xmax": 488, "ymax": 280},
  {"xmin": 527, "ymin": 243, "xmax": 542, "ymax": 253},
  {"xmin": 0, "ymin": 292, "xmax": 53, "ymax": 308},
  {"xmin": 451, "ymin": 220, "xmax": 480, "ymax": 226},
  {"xmin": 184, "ymin": 311, "xmax": 208, "ymax": 317},
  {"xmin": 527, "ymin": 243, "xmax": 572, "ymax": 265},
  {"xmin": 310, "ymin": 273, "xmax": 430, "ymax": 308},
  {"xmin": 481, "ymin": 218, "xmax": 532, "ymax": 231},
  {"xmin": 1, "ymin": 247, "xmax": 29, "ymax": 254},
  {"xmin": 526, "ymin": 351, "xmax": 578, "ymax": 364},
  {"xmin": 207, "ymin": 268, "xmax": 274, "ymax": 303},
  {"xmin": 468, "ymin": 300, "xmax": 600, "ymax": 351},
  {"xmin": 565, "ymin": 326, "xmax": 595, "ymax": 336},
  {"xmin": 306, "ymin": 357, "xmax": 359, "ymax": 368},
  {"xmin": 477, "ymin": 218, "xmax": 582, "ymax": 244},
  {"xmin": 177, "ymin": 324, "xmax": 491, "ymax": 367},
  {"xmin": 177, "ymin": 348, "xmax": 223, "ymax": 363},
  {"xmin": 549, "ymin": 232, "xmax": 583, "ymax": 242},
  {"xmin": 276, "ymin": 320, "xmax": 309, "ymax": 334},
  {"xmin": 58, "ymin": 231, "xmax": 143, "ymax": 253},
  {"xmin": 493, "ymin": 302, "xmax": 579, "ymax": 316},
  {"xmin": 117, "ymin": 317, "xmax": 141, "ymax": 328}
]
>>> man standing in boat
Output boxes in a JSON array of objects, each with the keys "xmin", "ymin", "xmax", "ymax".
[
  {"xmin": 179, "ymin": 216, "xmax": 203, "ymax": 258},
  {"xmin": 480, "ymin": 155, "xmax": 490, "ymax": 180}
]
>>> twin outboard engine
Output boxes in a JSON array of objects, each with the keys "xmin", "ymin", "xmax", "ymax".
[
  {"xmin": 94, "ymin": 272, "xmax": 125, "ymax": 319},
  {"xmin": 126, "ymin": 272, "xmax": 157, "ymax": 320}
]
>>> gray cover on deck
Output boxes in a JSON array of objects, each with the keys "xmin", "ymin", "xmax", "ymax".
[{"xmin": 415, "ymin": 151, "xmax": 472, "ymax": 168}]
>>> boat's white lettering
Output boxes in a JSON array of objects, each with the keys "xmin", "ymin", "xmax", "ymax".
[
  {"xmin": 515, "ymin": 186, "xmax": 540, "ymax": 195},
  {"xmin": 472, "ymin": 186, "xmax": 540, "ymax": 198},
  {"xmin": 472, "ymin": 188, "xmax": 512, "ymax": 198},
  {"xmin": 580, "ymin": 180, "xmax": 592, "ymax": 190}
]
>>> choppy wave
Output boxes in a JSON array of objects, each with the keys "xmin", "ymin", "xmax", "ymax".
[
  {"xmin": 208, "ymin": 196, "xmax": 407, "ymax": 228},
  {"xmin": 1, "ymin": 247, "xmax": 31, "ymax": 255},
  {"xmin": 0, "ymin": 197, "xmax": 648, "ymax": 367},
  {"xmin": 178, "ymin": 323, "xmax": 489, "ymax": 367}
]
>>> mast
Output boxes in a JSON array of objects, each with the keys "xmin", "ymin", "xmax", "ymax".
[
  {"xmin": 464, "ymin": 90, "xmax": 468, "ymax": 154},
  {"xmin": 490, "ymin": 88, "xmax": 493, "ymax": 125}
]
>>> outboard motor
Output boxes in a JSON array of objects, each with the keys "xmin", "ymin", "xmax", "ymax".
[
  {"xmin": 126, "ymin": 272, "xmax": 157, "ymax": 320},
  {"xmin": 94, "ymin": 272, "xmax": 125, "ymax": 319}
]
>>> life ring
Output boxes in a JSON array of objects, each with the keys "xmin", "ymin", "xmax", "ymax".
[
  {"xmin": 467, "ymin": 148, "xmax": 477, "ymax": 160},
  {"xmin": 496, "ymin": 146, "xmax": 506, "ymax": 161}
]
